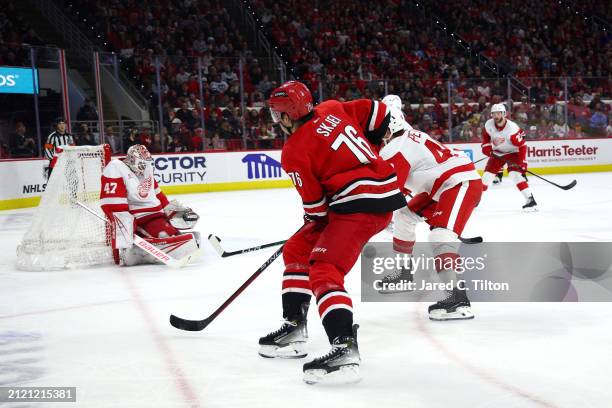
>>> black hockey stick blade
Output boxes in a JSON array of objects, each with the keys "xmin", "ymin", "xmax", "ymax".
[
  {"xmin": 559, "ymin": 179, "xmax": 577, "ymax": 190},
  {"xmin": 525, "ymin": 170, "xmax": 577, "ymax": 190},
  {"xmin": 169, "ymin": 314, "xmax": 212, "ymax": 331},
  {"xmin": 460, "ymin": 236, "xmax": 483, "ymax": 244},
  {"xmin": 170, "ymin": 245, "xmax": 284, "ymax": 332},
  {"xmin": 208, "ymin": 234, "xmax": 286, "ymax": 257}
]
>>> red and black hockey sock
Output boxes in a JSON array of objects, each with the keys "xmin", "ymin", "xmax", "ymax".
[
  {"xmin": 316, "ymin": 288, "xmax": 354, "ymax": 343},
  {"xmin": 281, "ymin": 271, "xmax": 312, "ymax": 319}
]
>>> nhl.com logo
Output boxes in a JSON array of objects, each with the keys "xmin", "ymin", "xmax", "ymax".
[{"xmin": 0, "ymin": 74, "xmax": 17, "ymax": 87}]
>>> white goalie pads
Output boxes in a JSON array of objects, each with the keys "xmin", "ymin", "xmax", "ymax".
[
  {"xmin": 120, "ymin": 231, "xmax": 202, "ymax": 266},
  {"xmin": 113, "ymin": 212, "xmax": 135, "ymax": 248},
  {"xmin": 164, "ymin": 199, "xmax": 200, "ymax": 230}
]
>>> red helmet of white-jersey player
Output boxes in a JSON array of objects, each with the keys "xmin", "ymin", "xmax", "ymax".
[
  {"xmin": 125, "ymin": 144, "xmax": 153, "ymax": 176},
  {"xmin": 268, "ymin": 81, "xmax": 313, "ymax": 123}
]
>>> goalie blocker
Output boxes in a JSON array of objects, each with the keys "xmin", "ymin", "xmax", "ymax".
[{"xmin": 100, "ymin": 144, "xmax": 201, "ymax": 266}]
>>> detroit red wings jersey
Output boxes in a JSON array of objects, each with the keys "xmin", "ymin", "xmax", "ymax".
[
  {"xmin": 281, "ymin": 99, "xmax": 406, "ymax": 216},
  {"xmin": 483, "ymin": 118, "xmax": 525, "ymax": 156},
  {"xmin": 100, "ymin": 159, "xmax": 169, "ymax": 223},
  {"xmin": 380, "ymin": 129, "xmax": 480, "ymax": 201}
]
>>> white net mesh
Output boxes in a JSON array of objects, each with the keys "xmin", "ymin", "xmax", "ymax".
[{"xmin": 16, "ymin": 145, "xmax": 114, "ymax": 271}]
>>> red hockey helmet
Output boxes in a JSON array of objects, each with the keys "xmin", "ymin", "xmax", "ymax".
[{"xmin": 268, "ymin": 81, "xmax": 313, "ymax": 123}]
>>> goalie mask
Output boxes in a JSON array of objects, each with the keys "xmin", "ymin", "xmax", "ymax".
[{"xmin": 125, "ymin": 144, "xmax": 153, "ymax": 177}]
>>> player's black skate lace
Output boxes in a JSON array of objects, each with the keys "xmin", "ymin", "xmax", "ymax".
[
  {"xmin": 259, "ymin": 303, "xmax": 308, "ymax": 346},
  {"xmin": 493, "ymin": 172, "xmax": 503, "ymax": 184},
  {"xmin": 522, "ymin": 195, "xmax": 537, "ymax": 210},
  {"xmin": 303, "ymin": 325, "xmax": 360, "ymax": 373},
  {"xmin": 379, "ymin": 259, "xmax": 413, "ymax": 294},
  {"xmin": 259, "ymin": 319, "xmax": 298, "ymax": 343},
  {"xmin": 428, "ymin": 287, "xmax": 470, "ymax": 314},
  {"xmin": 382, "ymin": 265, "xmax": 412, "ymax": 283}
]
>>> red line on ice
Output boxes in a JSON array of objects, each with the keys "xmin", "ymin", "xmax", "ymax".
[
  {"xmin": 414, "ymin": 309, "xmax": 558, "ymax": 408},
  {"xmin": 122, "ymin": 272, "xmax": 201, "ymax": 408},
  {"xmin": 0, "ymin": 299, "xmax": 129, "ymax": 320}
]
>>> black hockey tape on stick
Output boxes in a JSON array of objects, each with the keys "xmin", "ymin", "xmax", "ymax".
[
  {"xmin": 170, "ymin": 244, "xmax": 284, "ymax": 331},
  {"xmin": 208, "ymin": 234, "xmax": 286, "ymax": 257}
]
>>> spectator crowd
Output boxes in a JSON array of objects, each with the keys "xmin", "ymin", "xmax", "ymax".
[{"xmin": 1, "ymin": 0, "xmax": 610, "ymax": 158}]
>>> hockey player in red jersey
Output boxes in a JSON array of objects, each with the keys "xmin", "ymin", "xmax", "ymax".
[
  {"xmin": 100, "ymin": 144, "xmax": 201, "ymax": 266},
  {"xmin": 259, "ymin": 81, "xmax": 406, "ymax": 384},
  {"xmin": 481, "ymin": 104, "xmax": 537, "ymax": 210},
  {"xmin": 378, "ymin": 95, "xmax": 482, "ymax": 320}
]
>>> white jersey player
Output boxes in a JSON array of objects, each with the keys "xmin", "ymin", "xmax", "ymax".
[
  {"xmin": 378, "ymin": 95, "xmax": 483, "ymax": 320},
  {"xmin": 100, "ymin": 144, "xmax": 201, "ymax": 266},
  {"xmin": 481, "ymin": 103, "xmax": 537, "ymax": 210}
]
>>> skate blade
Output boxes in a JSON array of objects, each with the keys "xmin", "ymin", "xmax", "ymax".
[
  {"xmin": 303, "ymin": 365, "xmax": 361, "ymax": 385},
  {"xmin": 258, "ymin": 343, "xmax": 307, "ymax": 359},
  {"xmin": 429, "ymin": 306, "xmax": 475, "ymax": 321},
  {"xmin": 522, "ymin": 206, "xmax": 538, "ymax": 212}
]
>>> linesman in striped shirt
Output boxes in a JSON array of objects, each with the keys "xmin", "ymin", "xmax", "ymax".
[{"xmin": 44, "ymin": 118, "xmax": 74, "ymax": 179}]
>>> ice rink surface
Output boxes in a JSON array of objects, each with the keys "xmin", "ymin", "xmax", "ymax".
[{"xmin": 1, "ymin": 172, "xmax": 612, "ymax": 407}]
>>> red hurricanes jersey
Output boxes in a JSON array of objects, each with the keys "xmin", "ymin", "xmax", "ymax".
[
  {"xmin": 100, "ymin": 159, "xmax": 169, "ymax": 224},
  {"xmin": 281, "ymin": 99, "xmax": 406, "ymax": 216}
]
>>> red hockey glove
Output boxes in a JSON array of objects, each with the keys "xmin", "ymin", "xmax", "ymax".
[{"xmin": 482, "ymin": 144, "xmax": 492, "ymax": 157}]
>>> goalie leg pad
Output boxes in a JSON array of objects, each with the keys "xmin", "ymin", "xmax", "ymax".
[
  {"xmin": 112, "ymin": 212, "xmax": 135, "ymax": 249},
  {"xmin": 120, "ymin": 233, "xmax": 200, "ymax": 266}
]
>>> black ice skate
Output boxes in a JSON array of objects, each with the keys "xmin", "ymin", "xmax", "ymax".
[
  {"xmin": 378, "ymin": 259, "xmax": 414, "ymax": 294},
  {"xmin": 522, "ymin": 195, "xmax": 538, "ymax": 211},
  {"xmin": 303, "ymin": 324, "xmax": 361, "ymax": 385},
  {"xmin": 428, "ymin": 287, "xmax": 474, "ymax": 321},
  {"xmin": 258, "ymin": 303, "xmax": 308, "ymax": 359},
  {"xmin": 492, "ymin": 172, "xmax": 503, "ymax": 184}
]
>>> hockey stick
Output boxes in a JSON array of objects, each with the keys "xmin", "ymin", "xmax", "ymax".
[
  {"xmin": 208, "ymin": 234, "xmax": 286, "ymax": 257},
  {"xmin": 460, "ymin": 236, "xmax": 483, "ymax": 244},
  {"xmin": 525, "ymin": 170, "xmax": 577, "ymax": 190},
  {"xmin": 75, "ymin": 201, "xmax": 196, "ymax": 268},
  {"xmin": 473, "ymin": 157, "xmax": 487, "ymax": 165},
  {"xmin": 170, "ymin": 244, "xmax": 284, "ymax": 331},
  {"xmin": 490, "ymin": 154, "xmax": 577, "ymax": 190}
]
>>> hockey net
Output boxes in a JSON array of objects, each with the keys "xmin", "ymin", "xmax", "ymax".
[{"xmin": 17, "ymin": 145, "xmax": 114, "ymax": 271}]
